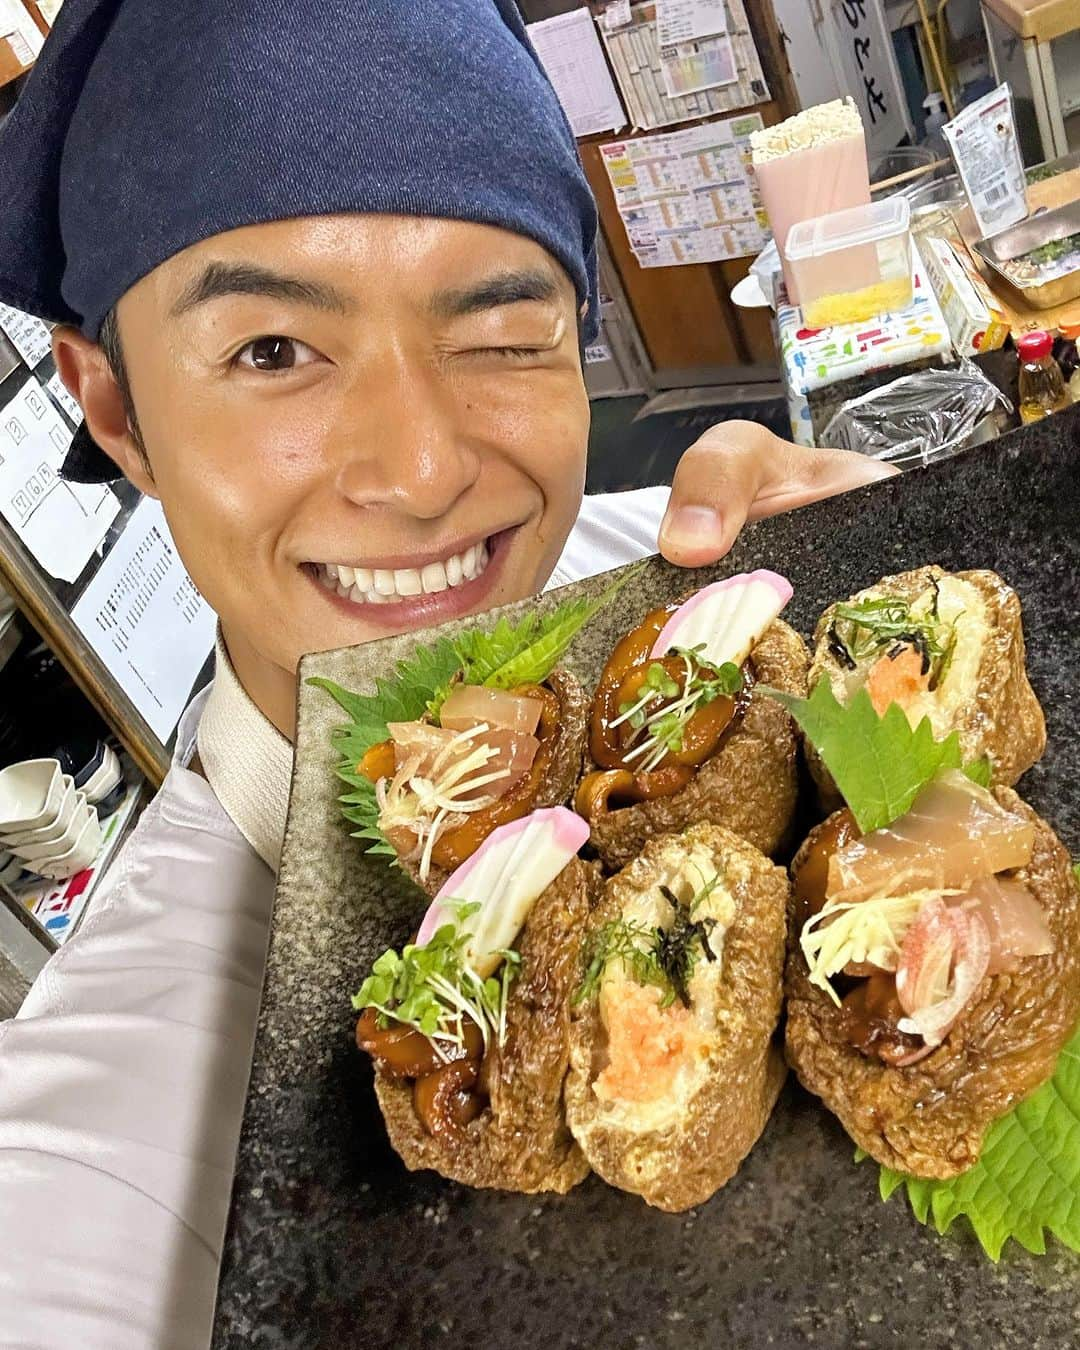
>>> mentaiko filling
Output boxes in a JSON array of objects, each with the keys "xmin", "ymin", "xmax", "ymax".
[
  {"xmin": 574, "ymin": 841, "xmax": 737, "ymax": 1134},
  {"xmin": 793, "ymin": 770, "xmax": 1052, "ymax": 1066}
]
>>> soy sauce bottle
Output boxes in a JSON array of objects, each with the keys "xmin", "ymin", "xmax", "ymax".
[{"xmin": 1017, "ymin": 331, "xmax": 1070, "ymax": 425}]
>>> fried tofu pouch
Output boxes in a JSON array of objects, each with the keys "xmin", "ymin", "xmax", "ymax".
[
  {"xmin": 785, "ymin": 791, "xmax": 1080, "ymax": 1178},
  {"xmin": 584, "ymin": 621, "xmax": 809, "ymax": 871},
  {"xmin": 808, "ymin": 566, "xmax": 1045, "ymax": 807},
  {"xmin": 565, "ymin": 823, "xmax": 788, "ymax": 1211},
  {"xmin": 373, "ymin": 856, "xmax": 597, "ymax": 1193},
  {"xmin": 400, "ymin": 668, "xmax": 589, "ymax": 897}
]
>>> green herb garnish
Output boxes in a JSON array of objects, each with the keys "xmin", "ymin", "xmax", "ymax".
[
  {"xmin": 354, "ymin": 905, "xmax": 521, "ymax": 1056},
  {"xmin": 827, "ymin": 594, "xmax": 952, "ymax": 687},
  {"xmin": 428, "ymin": 563, "xmax": 644, "ymax": 716},
  {"xmin": 611, "ymin": 645, "xmax": 743, "ymax": 773},
  {"xmin": 574, "ymin": 873, "xmax": 723, "ymax": 1009},
  {"xmin": 762, "ymin": 680, "xmax": 990, "ymax": 834},
  {"xmin": 871, "ymin": 1021, "xmax": 1080, "ymax": 1260},
  {"xmin": 574, "ymin": 918, "xmax": 668, "ymax": 1007}
]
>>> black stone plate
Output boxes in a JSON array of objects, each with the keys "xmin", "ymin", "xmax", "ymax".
[{"xmin": 214, "ymin": 409, "xmax": 1080, "ymax": 1349}]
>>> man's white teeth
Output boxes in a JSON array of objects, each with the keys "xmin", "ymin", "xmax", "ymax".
[
  {"xmin": 315, "ymin": 541, "xmax": 490, "ymax": 605},
  {"xmin": 421, "ymin": 561, "xmax": 447, "ymax": 593}
]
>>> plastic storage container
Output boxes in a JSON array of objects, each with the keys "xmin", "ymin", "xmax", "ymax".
[{"xmin": 785, "ymin": 197, "xmax": 913, "ymax": 329}]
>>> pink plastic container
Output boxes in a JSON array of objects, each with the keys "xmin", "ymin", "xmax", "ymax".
[{"xmin": 754, "ymin": 131, "xmax": 872, "ymax": 303}]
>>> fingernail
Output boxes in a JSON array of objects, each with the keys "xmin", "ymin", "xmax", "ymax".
[{"xmin": 661, "ymin": 504, "xmax": 722, "ymax": 544}]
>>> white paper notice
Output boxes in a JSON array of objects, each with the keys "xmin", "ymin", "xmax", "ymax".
[
  {"xmin": 603, "ymin": 0, "xmax": 632, "ymax": 31},
  {"xmin": 45, "ymin": 372, "xmax": 84, "ymax": 425},
  {"xmin": 71, "ymin": 497, "xmax": 217, "ymax": 743},
  {"xmin": 655, "ymin": 0, "xmax": 728, "ymax": 47},
  {"xmin": 527, "ymin": 9, "xmax": 626, "ymax": 138},
  {"xmin": 600, "ymin": 112, "xmax": 767, "ymax": 267},
  {"xmin": 0, "ymin": 303, "xmax": 51, "ymax": 369},
  {"xmin": 0, "ymin": 378, "xmax": 120, "ymax": 582},
  {"xmin": 660, "ymin": 32, "xmax": 737, "ymax": 98},
  {"xmin": 0, "ymin": 0, "xmax": 43, "ymax": 57}
]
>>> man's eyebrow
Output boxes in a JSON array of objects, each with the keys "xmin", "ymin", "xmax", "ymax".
[
  {"xmin": 169, "ymin": 261, "xmax": 353, "ymax": 317},
  {"xmin": 430, "ymin": 268, "xmax": 561, "ymax": 319}
]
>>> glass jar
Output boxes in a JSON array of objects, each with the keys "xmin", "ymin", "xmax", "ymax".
[{"xmin": 1017, "ymin": 331, "xmax": 1070, "ymax": 424}]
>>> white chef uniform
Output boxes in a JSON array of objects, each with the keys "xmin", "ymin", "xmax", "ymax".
[{"xmin": 0, "ymin": 488, "xmax": 669, "ymax": 1350}]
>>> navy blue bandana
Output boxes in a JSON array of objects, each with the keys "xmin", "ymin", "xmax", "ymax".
[{"xmin": 0, "ymin": 0, "xmax": 598, "ymax": 342}]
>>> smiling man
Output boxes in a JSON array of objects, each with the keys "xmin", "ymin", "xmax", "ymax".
[{"xmin": 0, "ymin": 2, "xmax": 892, "ymax": 1346}]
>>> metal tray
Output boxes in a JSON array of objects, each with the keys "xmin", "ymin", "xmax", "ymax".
[{"xmin": 974, "ymin": 198, "xmax": 1080, "ymax": 310}]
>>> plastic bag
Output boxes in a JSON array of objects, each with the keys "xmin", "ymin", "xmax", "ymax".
[{"xmin": 823, "ymin": 360, "xmax": 1012, "ymax": 469}]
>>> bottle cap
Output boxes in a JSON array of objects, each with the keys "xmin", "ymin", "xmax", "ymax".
[
  {"xmin": 1059, "ymin": 320, "xmax": 1080, "ymax": 341},
  {"xmin": 1017, "ymin": 331, "xmax": 1053, "ymax": 362}
]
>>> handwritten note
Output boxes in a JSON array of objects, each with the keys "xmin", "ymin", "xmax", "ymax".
[
  {"xmin": 831, "ymin": 0, "xmax": 909, "ymax": 155},
  {"xmin": 655, "ymin": 0, "xmax": 728, "ymax": 47},
  {"xmin": 46, "ymin": 372, "xmax": 84, "ymax": 426}
]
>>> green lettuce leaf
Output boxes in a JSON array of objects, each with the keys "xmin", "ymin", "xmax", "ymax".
[
  {"xmin": 875, "ymin": 1021, "xmax": 1080, "ymax": 1259},
  {"xmin": 763, "ymin": 680, "xmax": 967, "ymax": 833}
]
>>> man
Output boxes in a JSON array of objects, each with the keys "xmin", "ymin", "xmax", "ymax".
[{"xmin": 0, "ymin": 2, "xmax": 893, "ymax": 1345}]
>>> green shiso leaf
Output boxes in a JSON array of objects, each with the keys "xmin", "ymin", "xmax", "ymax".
[
  {"xmin": 450, "ymin": 562, "xmax": 644, "ymax": 697},
  {"xmin": 761, "ymin": 680, "xmax": 967, "ymax": 834},
  {"xmin": 872, "ymin": 1021, "xmax": 1080, "ymax": 1260},
  {"xmin": 307, "ymin": 562, "xmax": 642, "ymax": 859}
]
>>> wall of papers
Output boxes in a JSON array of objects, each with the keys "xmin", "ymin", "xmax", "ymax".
[{"xmin": 599, "ymin": 111, "xmax": 768, "ymax": 267}]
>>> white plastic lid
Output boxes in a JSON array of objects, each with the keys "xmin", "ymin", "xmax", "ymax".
[{"xmin": 785, "ymin": 196, "xmax": 911, "ymax": 260}]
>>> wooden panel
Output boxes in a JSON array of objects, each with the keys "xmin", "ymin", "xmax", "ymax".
[
  {"xmin": 581, "ymin": 94, "xmax": 789, "ymax": 372},
  {"xmin": 580, "ymin": 139, "xmax": 741, "ymax": 368},
  {"xmin": 0, "ymin": 36, "xmax": 31, "ymax": 90},
  {"xmin": 0, "ymin": 951, "xmax": 29, "ymax": 1020},
  {"xmin": 20, "ymin": 1, "xmax": 50, "ymax": 38},
  {"xmin": 719, "ymin": 258, "xmax": 775, "ymax": 364}
]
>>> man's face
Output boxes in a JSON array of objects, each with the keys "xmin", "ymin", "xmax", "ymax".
[{"xmin": 110, "ymin": 214, "xmax": 589, "ymax": 684}]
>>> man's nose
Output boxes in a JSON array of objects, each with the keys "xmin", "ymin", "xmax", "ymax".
[{"xmin": 333, "ymin": 346, "xmax": 480, "ymax": 519}]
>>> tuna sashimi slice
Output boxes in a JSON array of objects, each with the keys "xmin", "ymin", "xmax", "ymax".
[
  {"xmin": 387, "ymin": 719, "xmax": 538, "ymax": 801},
  {"xmin": 952, "ymin": 875, "xmax": 1053, "ymax": 975},
  {"xmin": 827, "ymin": 770, "xmax": 1036, "ymax": 903}
]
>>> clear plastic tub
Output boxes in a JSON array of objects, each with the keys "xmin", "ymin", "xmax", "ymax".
[{"xmin": 785, "ymin": 197, "xmax": 913, "ymax": 328}]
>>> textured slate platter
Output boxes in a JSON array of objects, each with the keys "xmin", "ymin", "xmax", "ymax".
[{"xmin": 215, "ymin": 410, "xmax": 1080, "ymax": 1350}]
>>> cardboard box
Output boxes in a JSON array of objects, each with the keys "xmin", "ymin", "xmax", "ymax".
[{"xmin": 921, "ymin": 234, "xmax": 1009, "ymax": 355}]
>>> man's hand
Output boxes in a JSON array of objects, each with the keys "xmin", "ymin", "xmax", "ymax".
[{"xmin": 658, "ymin": 420, "xmax": 898, "ymax": 567}]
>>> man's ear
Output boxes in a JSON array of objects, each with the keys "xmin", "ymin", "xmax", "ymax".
[{"xmin": 50, "ymin": 324, "xmax": 157, "ymax": 497}]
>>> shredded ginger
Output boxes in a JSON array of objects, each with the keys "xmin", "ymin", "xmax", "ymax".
[{"xmin": 801, "ymin": 888, "xmax": 963, "ymax": 1005}]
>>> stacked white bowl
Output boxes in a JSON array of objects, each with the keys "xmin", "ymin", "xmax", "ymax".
[{"xmin": 0, "ymin": 755, "xmax": 112, "ymax": 882}]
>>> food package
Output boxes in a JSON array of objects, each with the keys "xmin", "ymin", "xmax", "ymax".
[
  {"xmin": 920, "ymin": 234, "xmax": 1009, "ymax": 355},
  {"xmin": 822, "ymin": 359, "xmax": 1012, "ymax": 468},
  {"xmin": 941, "ymin": 83, "xmax": 1028, "ymax": 240}
]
